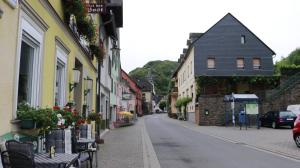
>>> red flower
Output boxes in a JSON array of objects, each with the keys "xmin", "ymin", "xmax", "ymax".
[{"xmin": 53, "ymin": 106, "xmax": 60, "ymax": 110}]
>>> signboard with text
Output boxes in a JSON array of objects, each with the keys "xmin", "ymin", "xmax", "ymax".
[
  {"xmin": 87, "ymin": 3, "xmax": 106, "ymax": 13},
  {"xmin": 246, "ymin": 103, "xmax": 259, "ymax": 115}
]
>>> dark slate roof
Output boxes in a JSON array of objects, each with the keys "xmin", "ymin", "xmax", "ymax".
[
  {"xmin": 172, "ymin": 12, "xmax": 275, "ymax": 78},
  {"xmin": 134, "ymin": 78, "xmax": 153, "ymax": 92}
]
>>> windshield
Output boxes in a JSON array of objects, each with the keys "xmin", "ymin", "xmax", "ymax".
[{"xmin": 279, "ymin": 111, "xmax": 296, "ymax": 117}]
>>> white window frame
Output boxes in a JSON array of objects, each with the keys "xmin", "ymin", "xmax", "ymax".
[
  {"xmin": 253, "ymin": 58, "xmax": 261, "ymax": 70},
  {"xmin": 54, "ymin": 46, "xmax": 68, "ymax": 107},
  {"xmin": 14, "ymin": 11, "xmax": 44, "ymax": 118},
  {"xmin": 207, "ymin": 58, "xmax": 215, "ymax": 69},
  {"xmin": 237, "ymin": 58, "xmax": 245, "ymax": 69}
]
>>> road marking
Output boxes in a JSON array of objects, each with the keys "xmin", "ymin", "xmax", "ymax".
[
  {"xmin": 141, "ymin": 117, "xmax": 161, "ymax": 168},
  {"xmin": 162, "ymin": 115, "xmax": 300, "ymax": 163}
]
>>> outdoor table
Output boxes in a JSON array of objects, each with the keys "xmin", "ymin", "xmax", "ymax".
[
  {"xmin": 77, "ymin": 138, "xmax": 95, "ymax": 144},
  {"xmin": 77, "ymin": 138, "xmax": 97, "ymax": 168},
  {"xmin": 34, "ymin": 153, "xmax": 79, "ymax": 168}
]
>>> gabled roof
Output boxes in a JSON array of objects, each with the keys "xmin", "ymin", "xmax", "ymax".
[
  {"xmin": 172, "ymin": 33, "xmax": 203, "ymax": 77},
  {"xmin": 172, "ymin": 13, "xmax": 275, "ymax": 78}
]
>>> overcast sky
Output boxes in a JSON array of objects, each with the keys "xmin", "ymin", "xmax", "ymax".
[{"xmin": 119, "ymin": 0, "xmax": 300, "ymax": 73}]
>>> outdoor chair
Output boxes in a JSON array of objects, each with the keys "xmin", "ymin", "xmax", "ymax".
[
  {"xmin": 5, "ymin": 140, "xmax": 35, "ymax": 168},
  {"xmin": 71, "ymin": 128, "xmax": 96, "ymax": 168},
  {"xmin": 46, "ymin": 129, "xmax": 91, "ymax": 168},
  {"xmin": 1, "ymin": 151, "xmax": 11, "ymax": 168}
]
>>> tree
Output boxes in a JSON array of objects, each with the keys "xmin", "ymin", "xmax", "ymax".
[
  {"xmin": 175, "ymin": 97, "xmax": 192, "ymax": 120},
  {"xmin": 159, "ymin": 101, "xmax": 167, "ymax": 111}
]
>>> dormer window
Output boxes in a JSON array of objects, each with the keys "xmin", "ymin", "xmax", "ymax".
[{"xmin": 241, "ymin": 35, "xmax": 246, "ymax": 44}]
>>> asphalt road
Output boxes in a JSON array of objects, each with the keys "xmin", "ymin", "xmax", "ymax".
[{"xmin": 145, "ymin": 114, "xmax": 300, "ymax": 168}]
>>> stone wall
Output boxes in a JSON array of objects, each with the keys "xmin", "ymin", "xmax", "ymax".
[
  {"xmin": 195, "ymin": 82, "xmax": 300, "ymax": 126},
  {"xmin": 196, "ymin": 96, "xmax": 226, "ymax": 126},
  {"xmin": 261, "ymin": 82, "xmax": 300, "ymax": 113}
]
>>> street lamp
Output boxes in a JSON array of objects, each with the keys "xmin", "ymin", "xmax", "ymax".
[
  {"xmin": 69, "ymin": 68, "xmax": 81, "ymax": 93},
  {"xmin": 84, "ymin": 78, "xmax": 93, "ymax": 96}
]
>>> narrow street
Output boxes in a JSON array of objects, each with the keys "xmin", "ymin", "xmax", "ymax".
[{"xmin": 145, "ymin": 114, "xmax": 300, "ymax": 168}]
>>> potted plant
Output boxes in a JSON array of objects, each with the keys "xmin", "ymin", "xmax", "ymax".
[{"xmin": 17, "ymin": 102, "xmax": 36, "ymax": 129}]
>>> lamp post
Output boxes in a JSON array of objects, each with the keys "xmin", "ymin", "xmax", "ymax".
[{"xmin": 69, "ymin": 68, "xmax": 81, "ymax": 101}]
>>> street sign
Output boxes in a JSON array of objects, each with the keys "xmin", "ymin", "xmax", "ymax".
[{"xmin": 87, "ymin": 3, "xmax": 106, "ymax": 13}]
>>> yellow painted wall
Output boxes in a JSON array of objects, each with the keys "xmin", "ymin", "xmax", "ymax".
[
  {"xmin": 0, "ymin": 1, "xmax": 19, "ymax": 136},
  {"xmin": 48, "ymin": 0, "xmax": 64, "ymax": 20},
  {"xmin": 25, "ymin": 0, "xmax": 98, "ymax": 110}
]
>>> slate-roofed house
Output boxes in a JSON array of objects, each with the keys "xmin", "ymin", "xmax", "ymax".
[
  {"xmin": 171, "ymin": 13, "xmax": 275, "ymax": 123},
  {"xmin": 194, "ymin": 13, "xmax": 275, "ymax": 76}
]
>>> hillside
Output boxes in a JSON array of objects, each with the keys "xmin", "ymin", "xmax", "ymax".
[
  {"xmin": 129, "ymin": 60, "xmax": 178, "ymax": 95},
  {"xmin": 275, "ymin": 48, "xmax": 300, "ymax": 74}
]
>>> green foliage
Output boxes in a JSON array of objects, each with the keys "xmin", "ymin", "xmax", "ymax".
[
  {"xmin": 62, "ymin": 0, "xmax": 96, "ymax": 43},
  {"xmin": 279, "ymin": 65, "xmax": 300, "ymax": 76},
  {"xmin": 159, "ymin": 101, "xmax": 167, "ymax": 110},
  {"xmin": 129, "ymin": 60, "xmax": 178, "ymax": 95},
  {"xmin": 87, "ymin": 112, "xmax": 102, "ymax": 124},
  {"xmin": 17, "ymin": 102, "xmax": 36, "ymax": 120},
  {"xmin": 175, "ymin": 97, "xmax": 192, "ymax": 109},
  {"xmin": 196, "ymin": 76, "xmax": 280, "ymax": 95},
  {"xmin": 274, "ymin": 48, "xmax": 300, "ymax": 75}
]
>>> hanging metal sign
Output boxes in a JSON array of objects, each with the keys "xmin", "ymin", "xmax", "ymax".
[{"xmin": 86, "ymin": 2, "xmax": 106, "ymax": 13}]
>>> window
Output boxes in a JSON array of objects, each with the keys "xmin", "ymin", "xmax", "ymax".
[
  {"xmin": 237, "ymin": 58, "xmax": 245, "ymax": 69},
  {"xmin": 16, "ymin": 15, "xmax": 44, "ymax": 109},
  {"xmin": 190, "ymin": 61, "xmax": 193, "ymax": 74},
  {"xmin": 55, "ymin": 46, "xmax": 68, "ymax": 107},
  {"xmin": 207, "ymin": 58, "xmax": 215, "ymax": 69},
  {"xmin": 108, "ymin": 57, "xmax": 111, "ymax": 75},
  {"xmin": 253, "ymin": 58, "xmax": 261, "ymax": 70},
  {"xmin": 18, "ymin": 40, "xmax": 34, "ymax": 104},
  {"xmin": 241, "ymin": 35, "xmax": 246, "ymax": 44}
]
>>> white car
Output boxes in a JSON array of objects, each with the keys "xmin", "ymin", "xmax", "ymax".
[{"xmin": 287, "ymin": 104, "xmax": 300, "ymax": 116}]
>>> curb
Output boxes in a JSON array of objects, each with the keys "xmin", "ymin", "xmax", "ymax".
[
  {"xmin": 100, "ymin": 129, "xmax": 110, "ymax": 138},
  {"xmin": 141, "ymin": 117, "xmax": 161, "ymax": 168}
]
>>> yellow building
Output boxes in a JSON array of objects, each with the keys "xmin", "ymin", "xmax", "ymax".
[
  {"xmin": 0, "ymin": 0, "xmax": 20, "ymax": 139},
  {"xmin": 0, "ymin": 0, "xmax": 102, "ymax": 141}
]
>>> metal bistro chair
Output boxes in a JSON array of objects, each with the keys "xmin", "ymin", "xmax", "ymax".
[
  {"xmin": 5, "ymin": 140, "xmax": 35, "ymax": 168},
  {"xmin": 1, "ymin": 151, "xmax": 11, "ymax": 168},
  {"xmin": 72, "ymin": 127, "xmax": 95, "ymax": 168}
]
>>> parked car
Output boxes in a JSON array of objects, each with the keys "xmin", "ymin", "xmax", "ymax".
[
  {"xmin": 287, "ymin": 104, "xmax": 300, "ymax": 116},
  {"xmin": 260, "ymin": 111, "xmax": 297, "ymax": 129},
  {"xmin": 293, "ymin": 114, "xmax": 300, "ymax": 148}
]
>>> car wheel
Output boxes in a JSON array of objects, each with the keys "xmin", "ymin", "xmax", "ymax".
[
  {"xmin": 291, "ymin": 125, "xmax": 294, "ymax": 129},
  {"xmin": 295, "ymin": 134, "xmax": 300, "ymax": 148},
  {"xmin": 272, "ymin": 122, "xmax": 277, "ymax": 129}
]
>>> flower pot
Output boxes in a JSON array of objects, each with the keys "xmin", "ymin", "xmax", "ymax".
[{"xmin": 20, "ymin": 119, "xmax": 35, "ymax": 129}]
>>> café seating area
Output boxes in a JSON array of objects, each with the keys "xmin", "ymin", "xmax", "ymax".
[{"xmin": 0, "ymin": 124, "xmax": 97, "ymax": 168}]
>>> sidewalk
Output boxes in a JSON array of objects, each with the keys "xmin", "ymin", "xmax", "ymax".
[
  {"xmin": 162, "ymin": 114, "xmax": 300, "ymax": 161},
  {"xmin": 97, "ymin": 117, "xmax": 160, "ymax": 168}
]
